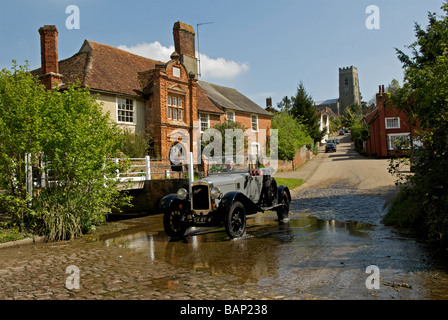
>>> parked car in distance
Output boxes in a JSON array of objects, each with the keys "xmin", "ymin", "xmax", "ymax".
[
  {"xmin": 160, "ymin": 157, "xmax": 291, "ymax": 239},
  {"xmin": 339, "ymin": 130, "xmax": 345, "ymax": 135},
  {"xmin": 325, "ymin": 143, "xmax": 337, "ymax": 153},
  {"xmin": 344, "ymin": 128, "xmax": 349, "ymax": 133}
]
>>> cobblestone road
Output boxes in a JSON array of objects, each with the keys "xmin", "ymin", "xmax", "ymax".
[{"xmin": 1, "ymin": 134, "xmax": 448, "ymax": 301}]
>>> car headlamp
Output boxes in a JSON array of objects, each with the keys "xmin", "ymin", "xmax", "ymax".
[
  {"xmin": 176, "ymin": 188, "xmax": 188, "ymax": 200},
  {"xmin": 210, "ymin": 187, "xmax": 223, "ymax": 199}
]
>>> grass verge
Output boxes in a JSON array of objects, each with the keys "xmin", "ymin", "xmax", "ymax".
[{"xmin": 275, "ymin": 178, "xmax": 305, "ymax": 190}]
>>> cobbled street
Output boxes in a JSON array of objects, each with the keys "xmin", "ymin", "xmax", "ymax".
[{"xmin": 1, "ymin": 134, "xmax": 448, "ymax": 301}]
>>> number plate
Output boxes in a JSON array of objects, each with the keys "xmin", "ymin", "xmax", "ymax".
[{"xmin": 193, "ymin": 216, "xmax": 208, "ymax": 223}]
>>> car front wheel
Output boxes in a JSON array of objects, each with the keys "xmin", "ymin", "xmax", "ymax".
[
  {"xmin": 163, "ymin": 204, "xmax": 187, "ymax": 239},
  {"xmin": 224, "ymin": 201, "xmax": 246, "ymax": 239},
  {"xmin": 276, "ymin": 190, "xmax": 290, "ymax": 221}
]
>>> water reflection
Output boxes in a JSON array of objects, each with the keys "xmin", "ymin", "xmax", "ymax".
[{"xmin": 99, "ymin": 212, "xmax": 375, "ymax": 284}]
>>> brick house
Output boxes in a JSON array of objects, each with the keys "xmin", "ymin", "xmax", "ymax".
[
  {"xmin": 362, "ymin": 85, "xmax": 421, "ymax": 158},
  {"xmin": 32, "ymin": 22, "xmax": 272, "ymax": 161}
]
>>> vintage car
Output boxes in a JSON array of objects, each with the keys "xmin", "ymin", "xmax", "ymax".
[{"xmin": 160, "ymin": 159, "xmax": 291, "ymax": 239}]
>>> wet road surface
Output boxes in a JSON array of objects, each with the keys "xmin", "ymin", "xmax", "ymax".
[{"xmin": 1, "ymin": 134, "xmax": 448, "ymax": 300}]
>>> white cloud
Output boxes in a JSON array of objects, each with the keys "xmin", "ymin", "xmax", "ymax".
[
  {"xmin": 117, "ymin": 41, "xmax": 249, "ymax": 79},
  {"xmin": 199, "ymin": 54, "xmax": 249, "ymax": 79},
  {"xmin": 117, "ymin": 41, "xmax": 174, "ymax": 63}
]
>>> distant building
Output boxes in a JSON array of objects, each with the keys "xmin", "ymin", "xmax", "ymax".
[
  {"xmin": 338, "ymin": 66, "xmax": 361, "ymax": 114},
  {"xmin": 362, "ymin": 85, "xmax": 421, "ymax": 158},
  {"xmin": 314, "ymin": 65, "xmax": 362, "ymax": 116},
  {"xmin": 314, "ymin": 98, "xmax": 340, "ymax": 116},
  {"xmin": 316, "ymin": 106, "xmax": 337, "ymax": 144}
]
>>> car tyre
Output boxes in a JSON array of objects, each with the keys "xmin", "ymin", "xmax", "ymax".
[
  {"xmin": 263, "ymin": 178, "xmax": 278, "ymax": 207},
  {"xmin": 163, "ymin": 204, "xmax": 187, "ymax": 239},
  {"xmin": 224, "ymin": 201, "xmax": 246, "ymax": 239},
  {"xmin": 276, "ymin": 190, "xmax": 290, "ymax": 221}
]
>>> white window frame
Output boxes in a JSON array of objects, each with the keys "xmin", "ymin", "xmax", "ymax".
[
  {"xmin": 385, "ymin": 117, "xmax": 400, "ymax": 129},
  {"xmin": 251, "ymin": 142, "xmax": 260, "ymax": 157},
  {"xmin": 226, "ymin": 110, "xmax": 235, "ymax": 122},
  {"xmin": 116, "ymin": 97, "xmax": 135, "ymax": 124},
  {"xmin": 387, "ymin": 133, "xmax": 410, "ymax": 150},
  {"xmin": 251, "ymin": 114, "xmax": 258, "ymax": 132},
  {"xmin": 167, "ymin": 95, "xmax": 184, "ymax": 122},
  {"xmin": 200, "ymin": 113, "xmax": 210, "ymax": 133}
]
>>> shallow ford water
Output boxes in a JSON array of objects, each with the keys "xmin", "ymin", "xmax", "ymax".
[{"xmin": 1, "ymin": 183, "xmax": 448, "ymax": 299}]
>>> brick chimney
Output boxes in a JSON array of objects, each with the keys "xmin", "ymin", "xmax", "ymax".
[
  {"xmin": 173, "ymin": 21, "xmax": 195, "ymax": 57},
  {"xmin": 38, "ymin": 25, "xmax": 62, "ymax": 89},
  {"xmin": 173, "ymin": 21, "xmax": 198, "ymax": 79}
]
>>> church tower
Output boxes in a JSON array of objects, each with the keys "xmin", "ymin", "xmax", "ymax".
[{"xmin": 338, "ymin": 66, "xmax": 361, "ymax": 114}]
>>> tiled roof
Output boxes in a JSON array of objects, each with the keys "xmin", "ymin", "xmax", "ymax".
[
  {"xmin": 315, "ymin": 98, "xmax": 339, "ymax": 105},
  {"xmin": 198, "ymin": 81, "xmax": 272, "ymax": 117},
  {"xmin": 31, "ymin": 39, "xmax": 268, "ymax": 117},
  {"xmin": 32, "ymin": 40, "xmax": 161, "ymax": 98},
  {"xmin": 364, "ymin": 107, "xmax": 379, "ymax": 124},
  {"xmin": 197, "ymin": 85, "xmax": 224, "ymax": 114}
]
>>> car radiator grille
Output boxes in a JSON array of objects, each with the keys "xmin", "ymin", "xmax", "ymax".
[{"xmin": 192, "ymin": 185, "xmax": 210, "ymax": 210}]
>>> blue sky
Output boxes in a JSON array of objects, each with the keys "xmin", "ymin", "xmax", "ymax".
[{"xmin": 0, "ymin": 0, "xmax": 445, "ymax": 108}]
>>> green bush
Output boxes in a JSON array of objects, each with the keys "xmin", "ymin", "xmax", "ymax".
[
  {"xmin": 272, "ymin": 113, "xmax": 313, "ymax": 161},
  {"xmin": 0, "ymin": 63, "xmax": 131, "ymax": 241},
  {"xmin": 350, "ymin": 122, "xmax": 369, "ymax": 154}
]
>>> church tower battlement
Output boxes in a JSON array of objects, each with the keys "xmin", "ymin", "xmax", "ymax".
[{"xmin": 338, "ymin": 66, "xmax": 361, "ymax": 114}]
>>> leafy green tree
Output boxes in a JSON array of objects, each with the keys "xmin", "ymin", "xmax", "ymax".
[
  {"xmin": 271, "ymin": 113, "xmax": 313, "ymax": 161},
  {"xmin": 329, "ymin": 116, "xmax": 342, "ymax": 133},
  {"xmin": 201, "ymin": 120, "xmax": 247, "ymax": 158},
  {"xmin": 386, "ymin": 79, "xmax": 400, "ymax": 95},
  {"xmin": 290, "ymin": 82, "xmax": 324, "ymax": 143},
  {"xmin": 385, "ymin": 2, "xmax": 448, "ymax": 241},
  {"xmin": 121, "ymin": 130, "xmax": 153, "ymax": 158},
  {"xmin": 0, "ymin": 62, "xmax": 130, "ymax": 240},
  {"xmin": 276, "ymin": 96, "xmax": 294, "ymax": 115}
]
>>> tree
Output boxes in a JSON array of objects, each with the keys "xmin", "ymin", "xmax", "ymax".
[
  {"xmin": 277, "ymin": 96, "xmax": 294, "ymax": 115},
  {"xmin": 385, "ymin": 2, "xmax": 448, "ymax": 242},
  {"xmin": 386, "ymin": 79, "xmax": 400, "ymax": 95},
  {"xmin": 0, "ymin": 62, "xmax": 130, "ymax": 240},
  {"xmin": 271, "ymin": 113, "xmax": 313, "ymax": 161},
  {"xmin": 290, "ymin": 82, "xmax": 324, "ymax": 143},
  {"xmin": 329, "ymin": 116, "xmax": 342, "ymax": 133},
  {"xmin": 342, "ymin": 103, "xmax": 363, "ymax": 128},
  {"xmin": 201, "ymin": 120, "xmax": 247, "ymax": 159}
]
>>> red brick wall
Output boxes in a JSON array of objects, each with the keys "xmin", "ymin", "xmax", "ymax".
[
  {"xmin": 366, "ymin": 91, "xmax": 422, "ymax": 157},
  {"xmin": 145, "ymin": 57, "xmax": 198, "ymax": 159}
]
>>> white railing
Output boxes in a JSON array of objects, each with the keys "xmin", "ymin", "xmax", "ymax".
[
  {"xmin": 25, "ymin": 152, "xmax": 195, "ymax": 199},
  {"xmin": 113, "ymin": 152, "xmax": 194, "ymax": 185}
]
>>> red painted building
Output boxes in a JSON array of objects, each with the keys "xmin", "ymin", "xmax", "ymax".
[{"xmin": 363, "ymin": 85, "xmax": 421, "ymax": 158}]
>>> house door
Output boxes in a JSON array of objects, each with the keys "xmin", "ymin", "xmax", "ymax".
[{"xmin": 169, "ymin": 142, "xmax": 186, "ymax": 172}]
